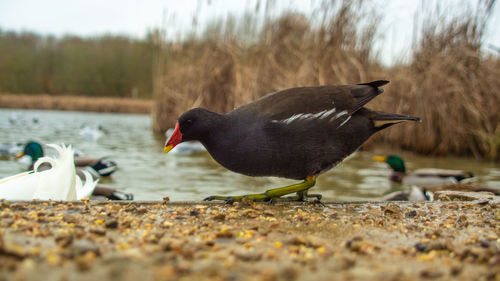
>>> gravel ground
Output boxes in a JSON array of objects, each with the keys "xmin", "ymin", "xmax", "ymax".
[{"xmin": 0, "ymin": 196, "xmax": 498, "ymax": 281}]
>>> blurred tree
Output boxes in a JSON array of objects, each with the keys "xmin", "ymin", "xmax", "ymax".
[{"xmin": 0, "ymin": 31, "xmax": 153, "ymax": 98}]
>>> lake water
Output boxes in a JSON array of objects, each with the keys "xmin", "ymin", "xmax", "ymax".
[{"xmin": 1, "ymin": 109, "xmax": 499, "ymax": 201}]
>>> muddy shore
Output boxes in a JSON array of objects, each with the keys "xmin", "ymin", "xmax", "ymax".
[{"xmin": 0, "ymin": 198, "xmax": 498, "ymax": 281}]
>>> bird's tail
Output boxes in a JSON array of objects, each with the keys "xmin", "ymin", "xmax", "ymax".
[{"xmin": 371, "ymin": 110, "xmax": 421, "ymax": 130}]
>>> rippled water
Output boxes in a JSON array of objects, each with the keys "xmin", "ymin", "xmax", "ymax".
[{"xmin": 1, "ymin": 109, "xmax": 499, "ymax": 201}]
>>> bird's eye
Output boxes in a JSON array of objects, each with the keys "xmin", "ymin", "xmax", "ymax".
[{"xmin": 185, "ymin": 119, "xmax": 193, "ymax": 126}]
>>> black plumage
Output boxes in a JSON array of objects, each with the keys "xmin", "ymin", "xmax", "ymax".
[{"xmin": 165, "ymin": 80, "xmax": 420, "ymax": 201}]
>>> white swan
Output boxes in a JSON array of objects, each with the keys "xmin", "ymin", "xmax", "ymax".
[{"xmin": 0, "ymin": 144, "xmax": 97, "ymax": 200}]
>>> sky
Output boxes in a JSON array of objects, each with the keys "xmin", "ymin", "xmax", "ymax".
[{"xmin": 0, "ymin": 0, "xmax": 499, "ymax": 66}]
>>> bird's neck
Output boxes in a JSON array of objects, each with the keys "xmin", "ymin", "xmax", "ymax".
[
  {"xmin": 390, "ymin": 172, "xmax": 405, "ymax": 183},
  {"xmin": 200, "ymin": 115, "xmax": 250, "ymax": 169}
]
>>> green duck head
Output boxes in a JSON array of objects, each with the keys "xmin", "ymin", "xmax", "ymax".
[
  {"xmin": 20, "ymin": 141, "xmax": 44, "ymax": 163},
  {"xmin": 373, "ymin": 155, "xmax": 406, "ymax": 173}
]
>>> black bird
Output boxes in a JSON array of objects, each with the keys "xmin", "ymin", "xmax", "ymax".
[{"xmin": 164, "ymin": 80, "xmax": 420, "ymax": 202}]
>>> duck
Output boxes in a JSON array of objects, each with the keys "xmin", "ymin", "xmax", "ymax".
[
  {"xmin": 379, "ymin": 186, "xmax": 433, "ymax": 202},
  {"xmin": 0, "ymin": 144, "xmax": 97, "ymax": 200},
  {"xmin": 0, "ymin": 142, "xmax": 23, "ymax": 160},
  {"xmin": 17, "ymin": 141, "xmax": 133, "ymax": 200},
  {"xmin": 373, "ymin": 155, "xmax": 474, "ymax": 187},
  {"xmin": 163, "ymin": 80, "xmax": 420, "ymax": 202}
]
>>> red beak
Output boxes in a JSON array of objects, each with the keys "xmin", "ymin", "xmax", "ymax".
[{"xmin": 164, "ymin": 121, "xmax": 182, "ymax": 153}]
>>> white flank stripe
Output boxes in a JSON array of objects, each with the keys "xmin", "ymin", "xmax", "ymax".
[
  {"xmin": 319, "ymin": 108, "xmax": 336, "ymax": 119},
  {"xmin": 275, "ymin": 107, "xmax": 343, "ymax": 124},
  {"xmin": 337, "ymin": 115, "xmax": 352, "ymax": 128},
  {"xmin": 282, "ymin": 113, "xmax": 304, "ymax": 124},
  {"xmin": 330, "ymin": 110, "xmax": 348, "ymax": 122}
]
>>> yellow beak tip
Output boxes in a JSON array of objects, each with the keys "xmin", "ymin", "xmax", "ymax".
[
  {"xmin": 373, "ymin": 156, "xmax": 386, "ymax": 162},
  {"xmin": 164, "ymin": 145, "xmax": 173, "ymax": 154}
]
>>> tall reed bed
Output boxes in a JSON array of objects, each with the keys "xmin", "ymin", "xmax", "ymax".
[
  {"xmin": 376, "ymin": 2, "xmax": 500, "ymax": 159},
  {"xmin": 153, "ymin": 0, "xmax": 500, "ymax": 160},
  {"xmin": 153, "ymin": 1, "xmax": 382, "ymax": 130}
]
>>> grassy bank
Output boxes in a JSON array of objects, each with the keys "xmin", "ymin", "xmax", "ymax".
[
  {"xmin": 152, "ymin": 1, "xmax": 500, "ymax": 160},
  {"xmin": 0, "ymin": 93, "xmax": 152, "ymax": 114}
]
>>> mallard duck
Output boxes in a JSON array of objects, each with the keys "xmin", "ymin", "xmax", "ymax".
[
  {"xmin": 379, "ymin": 186, "xmax": 433, "ymax": 202},
  {"xmin": 0, "ymin": 142, "xmax": 23, "ymax": 160},
  {"xmin": 17, "ymin": 141, "xmax": 133, "ymax": 200},
  {"xmin": 373, "ymin": 155, "xmax": 474, "ymax": 187},
  {"xmin": 0, "ymin": 144, "xmax": 97, "ymax": 200},
  {"xmin": 18, "ymin": 141, "xmax": 118, "ymax": 178},
  {"xmin": 163, "ymin": 80, "xmax": 420, "ymax": 202}
]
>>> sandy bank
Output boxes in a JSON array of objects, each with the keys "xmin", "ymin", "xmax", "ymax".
[{"xmin": 0, "ymin": 198, "xmax": 498, "ymax": 281}]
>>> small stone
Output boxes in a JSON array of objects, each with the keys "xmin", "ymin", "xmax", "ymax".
[
  {"xmin": 480, "ymin": 240, "xmax": 491, "ymax": 248},
  {"xmin": 415, "ymin": 242, "xmax": 428, "ymax": 252},
  {"xmin": 90, "ymin": 227, "xmax": 106, "ymax": 236},
  {"xmin": 67, "ymin": 240, "xmax": 100, "ymax": 257},
  {"xmin": 55, "ymin": 234, "xmax": 74, "ymax": 248},
  {"xmin": 420, "ymin": 269, "xmax": 443, "ymax": 279},
  {"xmin": 405, "ymin": 210, "xmax": 417, "ymax": 218},
  {"xmin": 213, "ymin": 213, "xmax": 226, "ymax": 221},
  {"xmin": 287, "ymin": 236, "xmax": 306, "ymax": 246},
  {"xmin": 234, "ymin": 249, "xmax": 262, "ymax": 261},
  {"xmin": 215, "ymin": 229, "xmax": 234, "ymax": 239},
  {"xmin": 383, "ymin": 204, "xmax": 402, "ymax": 218},
  {"xmin": 241, "ymin": 209, "xmax": 259, "ymax": 218},
  {"xmin": 105, "ymin": 218, "xmax": 118, "ymax": 229}
]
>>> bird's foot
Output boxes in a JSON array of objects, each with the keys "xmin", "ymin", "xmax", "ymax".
[
  {"xmin": 305, "ymin": 193, "xmax": 324, "ymax": 205},
  {"xmin": 272, "ymin": 193, "xmax": 323, "ymax": 205},
  {"xmin": 202, "ymin": 176, "xmax": 320, "ymax": 204},
  {"xmin": 203, "ymin": 193, "xmax": 271, "ymax": 203}
]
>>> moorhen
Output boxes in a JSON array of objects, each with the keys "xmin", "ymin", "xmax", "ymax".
[
  {"xmin": 373, "ymin": 155, "xmax": 474, "ymax": 187},
  {"xmin": 164, "ymin": 80, "xmax": 420, "ymax": 202}
]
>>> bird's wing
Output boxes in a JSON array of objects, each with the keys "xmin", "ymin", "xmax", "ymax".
[
  {"xmin": 412, "ymin": 169, "xmax": 469, "ymax": 177},
  {"xmin": 76, "ymin": 170, "xmax": 98, "ymax": 199},
  {"xmin": 240, "ymin": 80, "xmax": 387, "ymax": 124},
  {"xmin": 0, "ymin": 171, "xmax": 37, "ymax": 200}
]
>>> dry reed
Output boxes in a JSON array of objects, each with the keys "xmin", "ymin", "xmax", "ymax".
[
  {"xmin": 153, "ymin": 1, "xmax": 383, "ymax": 132},
  {"xmin": 153, "ymin": 0, "xmax": 500, "ymax": 160},
  {"xmin": 0, "ymin": 93, "xmax": 152, "ymax": 114},
  {"xmin": 374, "ymin": 3, "xmax": 500, "ymax": 159}
]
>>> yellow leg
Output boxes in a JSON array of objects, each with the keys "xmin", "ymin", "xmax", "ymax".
[{"xmin": 203, "ymin": 175, "xmax": 317, "ymax": 202}]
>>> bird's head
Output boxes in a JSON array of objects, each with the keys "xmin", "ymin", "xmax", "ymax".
[
  {"xmin": 17, "ymin": 141, "xmax": 44, "ymax": 162},
  {"xmin": 373, "ymin": 155, "xmax": 406, "ymax": 173},
  {"xmin": 164, "ymin": 108, "xmax": 217, "ymax": 154}
]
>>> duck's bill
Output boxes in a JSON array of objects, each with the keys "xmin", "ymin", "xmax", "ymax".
[
  {"xmin": 373, "ymin": 156, "xmax": 387, "ymax": 162},
  {"xmin": 15, "ymin": 152, "xmax": 25, "ymax": 160},
  {"xmin": 164, "ymin": 121, "xmax": 182, "ymax": 154}
]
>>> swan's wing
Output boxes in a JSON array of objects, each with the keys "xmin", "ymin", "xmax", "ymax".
[
  {"xmin": 0, "ymin": 171, "xmax": 37, "ymax": 200},
  {"xmin": 33, "ymin": 144, "xmax": 77, "ymax": 200},
  {"xmin": 76, "ymin": 170, "xmax": 98, "ymax": 199}
]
